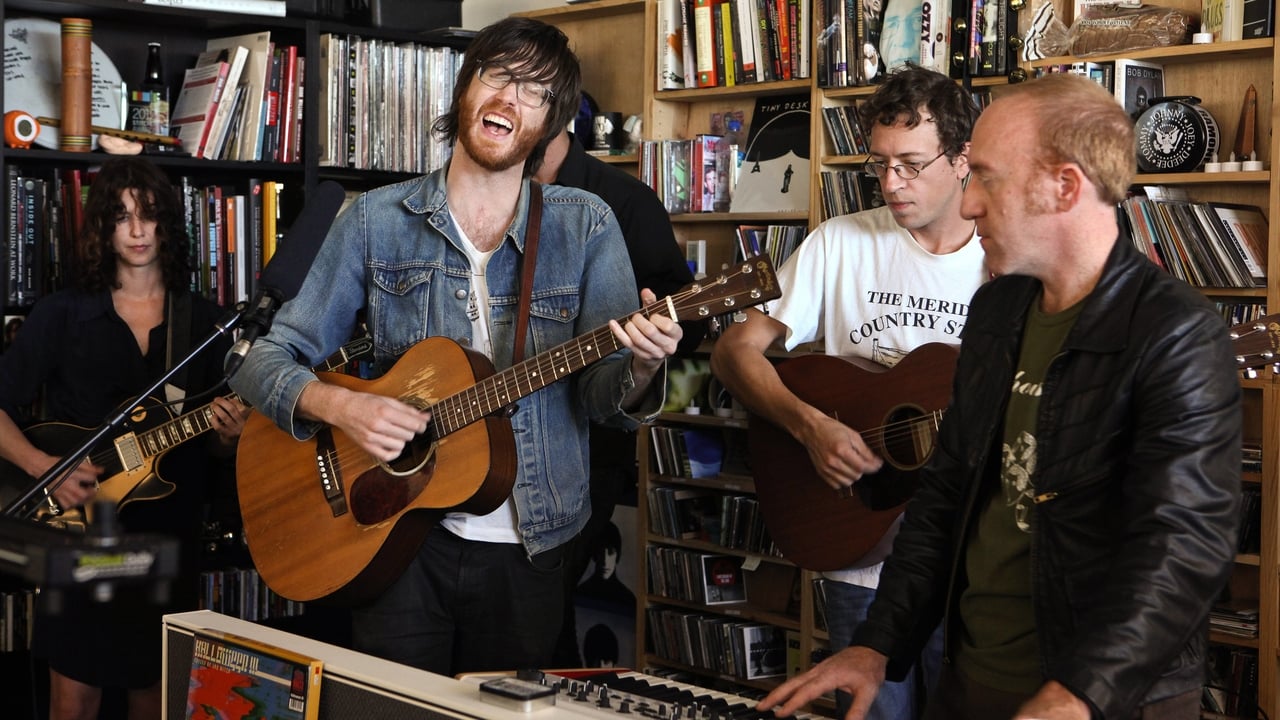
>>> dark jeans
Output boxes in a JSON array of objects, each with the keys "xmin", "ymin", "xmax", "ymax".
[
  {"xmin": 923, "ymin": 663, "xmax": 1201, "ymax": 720},
  {"xmin": 351, "ymin": 526, "xmax": 565, "ymax": 676}
]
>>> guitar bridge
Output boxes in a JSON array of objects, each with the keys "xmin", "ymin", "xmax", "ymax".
[
  {"xmin": 114, "ymin": 433, "xmax": 144, "ymax": 473},
  {"xmin": 315, "ymin": 429, "xmax": 348, "ymax": 517}
]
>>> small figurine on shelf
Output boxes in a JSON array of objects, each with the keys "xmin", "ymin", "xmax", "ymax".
[{"xmin": 1233, "ymin": 84, "xmax": 1258, "ymax": 165}]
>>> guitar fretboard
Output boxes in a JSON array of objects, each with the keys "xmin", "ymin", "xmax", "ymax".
[
  {"xmin": 432, "ymin": 326, "xmax": 621, "ymax": 437},
  {"xmin": 136, "ymin": 396, "xmax": 236, "ymax": 458},
  {"xmin": 425, "ymin": 256, "xmax": 778, "ymax": 438}
]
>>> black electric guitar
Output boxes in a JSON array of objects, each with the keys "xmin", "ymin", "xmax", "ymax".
[{"xmin": 0, "ymin": 336, "xmax": 373, "ymax": 529}]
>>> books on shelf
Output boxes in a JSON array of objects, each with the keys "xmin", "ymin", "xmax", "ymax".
[
  {"xmin": 1120, "ymin": 188, "xmax": 1267, "ymax": 289},
  {"xmin": 129, "ymin": 0, "xmax": 287, "ymax": 16},
  {"xmin": 644, "ymin": 605, "xmax": 792, "ymax": 680},
  {"xmin": 700, "ymin": 554, "xmax": 746, "ymax": 604},
  {"xmin": 657, "ymin": 0, "xmax": 688, "ymax": 89},
  {"xmin": 1202, "ymin": 0, "xmax": 1245, "ymax": 41},
  {"xmin": 647, "ymin": 486, "xmax": 723, "ymax": 540},
  {"xmin": 693, "ymin": 0, "xmax": 718, "ymax": 87},
  {"xmin": 818, "ymin": 170, "xmax": 883, "ymax": 220},
  {"xmin": 820, "ymin": 104, "xmax": 868, "ymax": 156},
  {"xmin": 648, "ymin": 426, "xmax": 726, "ymax": 480},
  {"xmin": 1205, "ymin": 646, "xmax": 1259, "ymax": 716},
  {"xmin": 198, "ymin": 44, "xmax": 250, "ymax": 160},
  {"xmin": 186, "ymin": 629, "xmax": 321, "ymax": 720},
  {"xmin": 734, "ymin": 223, "xmax": 807, "ymax": 265},
  {"xmin": 662, "ymin": 0, "xmax": 808, "ymax": 90},
  {"xmin": 739, "ymin": 624, "xmax": 786, "ymax": 679},
  {"xmin": 205, "ymin": 31, "xmax": 273, "ymax": 162},
  {"xmin": 170, "ymin": 61, "xmax": 231, "ymax": 158},
  {"xmin": 1242, "ymin": 0, "xmax": 1276, "ymax": 37},
  {"xmin": 1211, "ymin": 203, "xmax": 1269, "ymax": 284},
  {"xmin": 1209, "ymin": 598, "xmax": 1259, "ymax": 637},
  {"xmin": 1112, "ymin": 59, "xmax": 1163, "ymax": 119}
]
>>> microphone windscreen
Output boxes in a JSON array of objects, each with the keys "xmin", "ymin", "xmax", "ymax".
[{"xmin": 259, "ymin": 180, "xmax": 346, "ymax": 302}]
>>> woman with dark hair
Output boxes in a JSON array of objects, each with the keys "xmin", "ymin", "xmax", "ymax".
[{"xmin": 0, "ymin": 156, "xmax": 249, "ymax": 720}]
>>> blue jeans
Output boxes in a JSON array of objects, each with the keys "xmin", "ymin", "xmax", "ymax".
[{"xmin": 826, "ymin": 580, "xmax": 944, "ymax": 720}]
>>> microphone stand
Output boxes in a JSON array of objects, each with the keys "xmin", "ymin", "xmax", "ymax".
[{"xmin": 0, "ymin": 302, "xmax": 250, "ymax": 520}]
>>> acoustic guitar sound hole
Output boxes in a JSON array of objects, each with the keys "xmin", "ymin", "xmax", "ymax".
[
  {"xmin": 348, "ymin": 435, "xmax": 437, "ymax": 525},
  {"xmin": 881, "ymin": 405, "xmax": 936, "ymax": 470},
  {"xmin": 857, "ymin": 405, "xmax": 936, "ymax": 511}
]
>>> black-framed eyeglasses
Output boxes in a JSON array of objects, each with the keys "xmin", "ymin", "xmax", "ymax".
[
  {"xmin": 477, "ymin": 63, "xmax": 555, "ymax": 109},
  {"xmin": 862, "ymin": 150, "xmax": 949, "ymax": 180}
]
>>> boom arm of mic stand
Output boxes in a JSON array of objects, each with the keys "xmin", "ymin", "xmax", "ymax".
[{"xmin": 0, "ymin": 302, "xmax": 250, "ymax": 519}]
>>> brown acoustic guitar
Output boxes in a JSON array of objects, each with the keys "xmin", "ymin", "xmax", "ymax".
[
  {"xmin": 1228, "ymin": 314, "xmax": 1280, "ymax": 372},
  {"xmin": 235, "ymin": 256, "xmax": 781, "ymax": 605},
  {"xmin": 750, "ymin": 313, "xmax": 1278, "ymax": 572},
  {"xmin": 748, "ymin": 343, "xmax": 959, "ymax": 571}
]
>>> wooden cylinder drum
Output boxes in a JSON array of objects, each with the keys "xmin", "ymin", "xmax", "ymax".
[{"xmin": 59, "ymin": 18, "xmax": 93, "ymax": 153}]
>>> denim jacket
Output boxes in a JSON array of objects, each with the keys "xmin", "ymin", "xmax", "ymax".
[{"xmin": 229, "ymin": 169, "xmax": 659, "ymax": 556}]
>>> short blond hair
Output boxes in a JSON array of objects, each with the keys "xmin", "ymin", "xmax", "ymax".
[{"xmin": 997, "ymin": 74, "xmax": 1135, "ymax": 205}]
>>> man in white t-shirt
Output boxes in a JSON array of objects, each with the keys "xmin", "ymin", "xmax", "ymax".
[{"xmin": 710, "ymin": 64, "xmax": 986, "ymax": 720}]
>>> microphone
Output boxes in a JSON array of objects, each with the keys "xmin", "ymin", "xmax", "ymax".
[{"xmin": 224, "ymin": 180, "xmax": 346, "ymax": 377}]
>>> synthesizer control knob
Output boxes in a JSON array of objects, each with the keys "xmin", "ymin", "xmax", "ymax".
[{"xmin": 618, "ymin": 698, "xmax": 632, "ymax": 714}]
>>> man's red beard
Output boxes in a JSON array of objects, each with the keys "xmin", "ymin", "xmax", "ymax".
[{"xmin": 459, "ymin": 96, "xmax": 545, "ymax": 172}]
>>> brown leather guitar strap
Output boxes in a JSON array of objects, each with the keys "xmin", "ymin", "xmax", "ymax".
[{"xmin": 513, "ymin": 182, "xmax": 542, "ymax": 365}]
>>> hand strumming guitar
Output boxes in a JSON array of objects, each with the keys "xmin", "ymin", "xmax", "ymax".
[
  {"xmin": 296, "ymin": 380, "xmax": 432, "ymax": 463},
  {"xmin": 711, "ymin": 306, "xmax": 884, "ymax": 493}
]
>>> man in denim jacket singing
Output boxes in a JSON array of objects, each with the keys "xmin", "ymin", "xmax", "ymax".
[{"xmin": 229, "ymin": 17, "xmax": 682, "ymax": 676}]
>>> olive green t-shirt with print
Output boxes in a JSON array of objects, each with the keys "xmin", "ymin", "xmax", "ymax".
[{"xmin": 955, "ymin": 296, "xmax": 1082, "ymax": 693}]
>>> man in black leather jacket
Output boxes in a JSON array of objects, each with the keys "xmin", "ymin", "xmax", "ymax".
[{"xmin": 759, "ymin": 74, "xmax": 1241, "ymax": 720}]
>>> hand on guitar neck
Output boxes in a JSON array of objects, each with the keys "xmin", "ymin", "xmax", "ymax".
[{"xmin": 610, "ymin": 287, "xmax": 684, "ymax": 409}]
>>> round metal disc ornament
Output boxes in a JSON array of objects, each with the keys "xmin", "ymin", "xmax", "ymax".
[{"xmin": 1134, "ymin": 96, "xmax": 1219, "ymax": 173}]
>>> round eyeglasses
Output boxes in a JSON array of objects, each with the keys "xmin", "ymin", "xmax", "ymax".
[
  {"xmin": 477, "ymin": 64, "xmax": 555, "ymax": 109},
  {"xmin": 862, "ymin": 150, "xmax": 949, "ymax": 180}
]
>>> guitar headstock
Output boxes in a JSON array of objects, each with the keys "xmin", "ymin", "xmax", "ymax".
[
  {"xmin": 1229, "ymin": 314, "xmax": 1280, "ymax": 372},
  {"xmin": 661, "ymin": 253, "xmax": 783, "ymax": 322}
]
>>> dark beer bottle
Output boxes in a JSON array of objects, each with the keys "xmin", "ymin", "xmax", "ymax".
[{"xmin": 136, "ymin": 42, "xmax": 169, "ymax": 135}]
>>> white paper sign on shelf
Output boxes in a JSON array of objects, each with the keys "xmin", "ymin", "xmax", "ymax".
[{"xmin": 4, "ymin": 18, "xmax": 124, "ymax": 149}]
